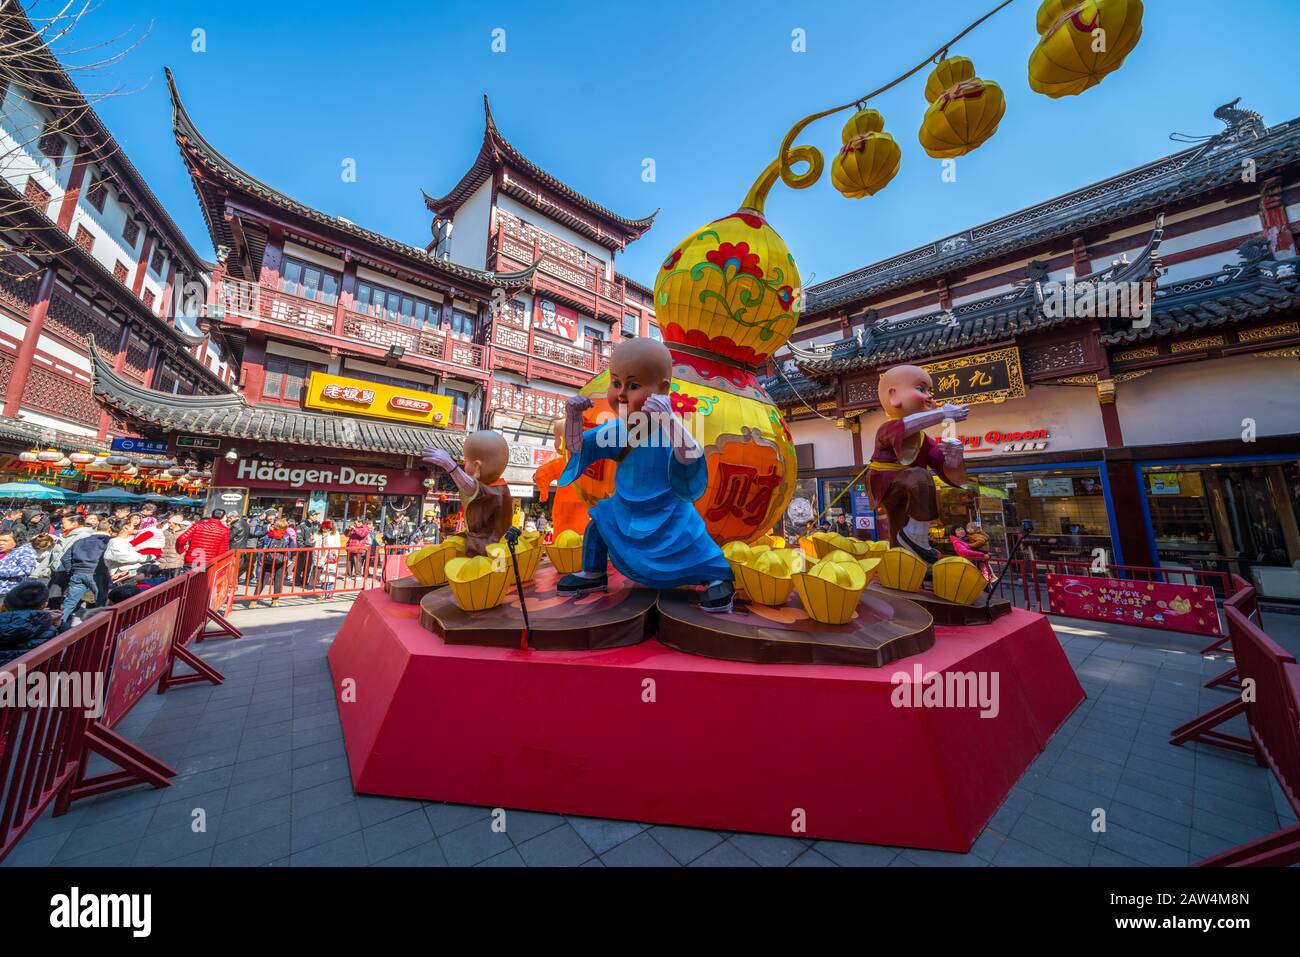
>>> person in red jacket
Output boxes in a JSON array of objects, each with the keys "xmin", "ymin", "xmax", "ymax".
[{"xmin": 177, "ymin": 508, "xmax": 231, "ymax": 567}]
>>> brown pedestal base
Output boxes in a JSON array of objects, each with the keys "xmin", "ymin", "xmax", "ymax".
[
  {"xmin": 656, "ymin": 587, "xmax": 935, "ymax": 668},
  {"xmin": 868, "ymin": 581, "xmax": 1011, "ymax": 626},
  {"xmin": 384, "ymin": 575, "xmax": 442, "ymax": 605},
  {"xmin": 418, "ymin": 563, "xmax": 658, "ymax": 651}
]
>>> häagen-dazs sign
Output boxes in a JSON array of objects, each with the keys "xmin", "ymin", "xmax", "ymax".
[{"xmin": 213, "ymin": 458, "xmax": 427, "ymax": 495}]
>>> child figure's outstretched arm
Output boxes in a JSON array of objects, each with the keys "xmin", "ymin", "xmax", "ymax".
[
  {"xmin": 564, "ymin": 395, "xmax": 591, "ymax": 455},
  {"xmin": 642, "ymin": 394, "xmax": 701, "ymax": 465}
]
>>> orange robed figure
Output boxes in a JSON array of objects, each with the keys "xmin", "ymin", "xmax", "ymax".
[{"xmin": 534, "ymin": 420, "xmax": 590, "ymax": 537}]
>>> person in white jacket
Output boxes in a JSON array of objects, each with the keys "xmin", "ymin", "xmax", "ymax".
[{"xmin": 102, "ymin": 517, "xmax": 150, "ymax": 583}]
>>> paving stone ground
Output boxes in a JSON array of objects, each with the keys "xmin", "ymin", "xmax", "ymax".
[{"xmin": 6, "ymin": 596, "xmax": 1297, "ymax": 867}]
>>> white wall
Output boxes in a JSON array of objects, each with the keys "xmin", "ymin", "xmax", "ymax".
[
  {"xmin": 787, "ymin": 415, "xmax": 854, "ymax": 471},
  {"xmin": 496, "ymin": 193, "xmax": 609, "ymax": 276},
  {"xmin": 449, "ymin": 181, "xmax": 492, "ymax": 271},
  {"xmin": 1119, "ymin": 354, "xmax": 1300, "ymax": 447}
]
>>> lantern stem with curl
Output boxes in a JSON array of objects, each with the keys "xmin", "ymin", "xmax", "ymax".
[
  {"xmin": 741, "ymin": 146, "xmax": 823, "ymax": 215},
  {"xmin": 776, "ymin": 0, "xmax": 1014, "ymax": 189}
]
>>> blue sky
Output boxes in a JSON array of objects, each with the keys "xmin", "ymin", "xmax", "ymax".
[{"xmin": 43, "ymin": 0, "xmax": 1300, "ymax": 288}]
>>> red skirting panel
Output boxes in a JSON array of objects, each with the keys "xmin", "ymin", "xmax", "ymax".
[{"xmin": 327, "ymin": 590, "xmax": 1084, "ymax": 851}]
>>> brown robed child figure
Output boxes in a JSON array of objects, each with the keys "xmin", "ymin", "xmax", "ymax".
[
  {"xmin": 869, "ymin": 364, "xmax": 970, "ymax": 564},
  {"xmin": 421, "ymin": 430, "xmax": 512, "ymax": 558}
]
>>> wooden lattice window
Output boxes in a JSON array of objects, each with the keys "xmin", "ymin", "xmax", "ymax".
[
  {"xmin": 74, "ymin": 225, "xmax": 94, "ymax": 253},
  {"xmin": 150, "ymin": 247, "xmax": 164, "ymax": 274},
  {"xmin": 112, "ymin": 261, "xmax": 128, "ymax": 284},
  {"xmin": 122, "ymin": 218, "xmax": 140, "ymax": 247},
  {"xmin": 38, "ymin": 126, "xmax": 63, "ymax": 164},
  {"xmin": 25, "ymin": 177, "xmax": 52, "ymax": 214},
  {"xmin": 143, "ymin": 289, "xmax": 156, "ymax": 310},
  {"xmin": 86, "ymin": 178, "xmax": 106, "ymax": 213}
]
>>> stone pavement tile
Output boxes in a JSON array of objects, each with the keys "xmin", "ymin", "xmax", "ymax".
[
  {"xmin": 477, "ymin": 847, "xmax": 527, "ymax": 867},
  {"xmin": 291, "ymin": 710, "xmax": 340, "ymax": 734},
  {"xmin": 646, "ymin": 825, "xmax": 724, "ymax": 864},
  {"xmin": 373, "ymin": 840, "xmax": 449, "ymax": 867},
  {"xmin": 1065, "ymin": 731, "xmax": 1128, "ymax": 768},
  {"xmin": 581, "ymin": 857, "xmax": 605, "ymax": 866},
  {"xmin": 75, "ymin": 786, "xmax": 165, "ymax": 825},
  {"xmin": 565, "ymin": 816, "xmax": 646, "ymax": 855},
  {"xmin": 1120, "ymin": 766, "xmax": 1191, "ymax": 804},
  {"xmin": 599, "ymin": 831, "xmax": 678, "ymax": 866},
  {"xmin": 1193, "ymin": 752, "xmax": 1266, "ymax": 787},
  {"xmin": 291, "ymin": 801, "xmax": 362, "ymax": 854},
  {"xmin": 989, "ymin": 837, "xmax": 1068, "ymax": 867},
  {"xmin": 212, "ymin": 821, "xmax": 292, "ymax": 867},
  {"xmin": 900, "ymin": 847, "xmax": 988, "ymax": 866},
  {"xmin": 439, "ymin": 818, "xmax": 514, "ymax": 866},
  {"xmin": 1128, "ymin": 738, "xmax": 1196, "ymax": 770},
  {"xmin": 51, "ymin": 807, "xmax": 155, "ymax": 862},
  {"xmin": 1124, "ymin": 755, "xmax": 1195, "ymax": 789},
  {"xmin": 137, "ymin": 730, "xmax": 196, "ymax": 755},
  {"xmin": 156, "ymin": 766, "xmax": 236, "ymax": 805},
  {"xmin": 1189, "ymin": 829, "xmax": 1239, "ymax": 863},
  {"xmin": 132, "ymin": 818, "xmax": 223, "ymax": 866},
  {"xmin": 167, "ymin": 848, "xmax": 215, "ymax": 867},
  {"xmin": 888, "ymin": 856, "xmax": 919, "ymax": 865},
  {"xmin": 986, "ymin": 800, "xmax": 1023, "ymax": 835},
  {"xmin": 1095, "ymin": 824, "xmax": 1189, "ymax": 866},
  {"xmin": 356, "ymin": 795, "xmax": 422, "ymax": 828},
  {"xmin": 230, "ymin": 752, "xmax": 293, "ymax": 786},
  {"xmin": 1193, "ymin": 790, "xmax": 1280, "ymax": 831},
  {"xmin": 175, "ymin": 747, "xmax": 240, "ymax": 777},
  {"xmin": 1091, "ymin": 642, "xmax": 1135, "ymax": 661},
  {"xmin": 289, "ymin": 831, "xmax": 367, "ymax": 866},
  {"xmin": 241, "ymin": 719, "xmax": 293, "ymax": 744},
  {"xmin": 290, "ymin": 739, "xmax": 346, "ymax": 769},
  {"xmin": 424, "ymin": 802, "xmax": 490, "ymax": 837},
  {"xmin": 497, "ymin": 809, "xmax": 564, "ymax": 845},
  {"xmin": 790, "ymin": 848, "xmax": 837, "ymax": 867},
  {"xmin": 1089, "ymin": 846, "xmax": 1148, "ymax": 867},
  {"xmin": 291, "ymin": 757, "xmax": 351, "ymax": 792},
  {"xmin": 1193, "ymin": 769, "xmax": 1278, "ymax": 811},
  {"xmin": 226, "ymin": 768, "xmax": 293, "ymax": 812},
  {"xmin": 362, "ymin": 809, "xmax": 434, "ymax": 863},
  {"xmin": 290, "ymin": 776, "xmax": 356, "ymax": 817},
  {"xmin": 1191, "ymin": 807, "xmax": 1275, "ymax": 847},
  {"xmin": 242, "ymin": 706, "xmax": 293, "ymax": 729},
  {"xmin": 51, "ymin": 840, "xmax": 141, "ymax": 867},
  {"xmin": 218, "ymin": 795, "xmax": 292, "ymax": 843},
  {"xmin": 0, "ymin": 830, "xmax": 69, "ymax": 866},
  {"xmin": 515, "ymin": 823, "xmax": 594, "ymax": 867},
  {"xmin": 1047, "ymin": 761, "xmax": 1120, "ymax": 798},
  {"xmin": 151, "ymin": 789, "xmax": 226, "ymax": 830},
  {"xmin": 1107, "ymin": 802, "xmax": 1191, "ymax": 851},
  {"xmin": 969, "ymin": 828, "xmax": 1006, "ymax": 862},
  {"xmin": 727, "ymin": 832, "xmax": 806, "ymax": 867},
  {"xmin": 1112, "ymin": 783, "xmax": 1193, "ymax": 827},
  {"xmin": 812, "ymin": 840, "xmax": 897, "ymax": 867},
  {"xmin": 292, "ymin": 724, "xmax": 342, "ymax": 749},
  {"xmin": 180, "ymin": 729, "xmax": 244, "ymax": 757},
  {"xmin": 1010, "ymin": 814, "xmax": 1094, "ymax": 865},
  {"xmin": 235, "ymin": 735, "xmax": 292, "ymax": 762},
  {"xmin": 1022, "ymin": 794, "xmax": 1099, "ymax": 840},
  {"xmin": 21, "ymin": 805, "xmax": 86, "ymax": 841},
  {"xmin": 689, "ymin": 841, "xmax": 759, "ymax": 866}
]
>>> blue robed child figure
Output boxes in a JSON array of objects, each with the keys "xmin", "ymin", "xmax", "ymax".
[{"xmin": 557, "ymin": 338, "xmax": 735, "ymax": 613}]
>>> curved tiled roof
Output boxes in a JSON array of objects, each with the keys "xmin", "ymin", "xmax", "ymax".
[
  {"xmin": 88, "ymin": 336, "xmax": 464, "ymax": 458},
  {"xmin": 423, "ymin": 95, "xmax": 657, "ymax": 248},
  {"xmin": 804, "ymin": 115, "xmax": 1300, "ymax": 318},
  {"xmin": 165, "ymin": 71, "xmax": 538, "ymax": 294}
]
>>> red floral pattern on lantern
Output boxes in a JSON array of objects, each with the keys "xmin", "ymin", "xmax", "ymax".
[
  {"xmin": 662, "ymin": 249, "xmax": 682, "ymax": 271},
  {"xmin": 720, "ymin": 211, "xmax": 767, "ymax": 230},
  {"xmin": 705, "ymin": 242, "xmax": 763, "ymax": 280},
  {"xmin": 670, "ymin": 392, "xmax": 698, "ymax": 416},
  {"xmin": 663, "ymin": 323, "xmax": 770, "ymax": 366}
]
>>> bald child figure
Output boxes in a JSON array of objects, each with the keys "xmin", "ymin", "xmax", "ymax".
[{"xmin": 422, "ymin": 429, "xmax": 512, "ymax": 558}]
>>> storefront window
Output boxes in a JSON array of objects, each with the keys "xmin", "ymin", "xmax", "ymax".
[
  {"xmin": 819, "ymin": 477, "xmax": 856, "ymax": 538},
  {"xmin": 1145, "ymin": 460, "xmax": 1300, "ymax": 601},
  {"xmin": 968, "ymin": 468, "xmax": 1111, "ymax": 564}
]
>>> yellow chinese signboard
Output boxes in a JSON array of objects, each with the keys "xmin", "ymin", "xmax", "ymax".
[
  {"xmin": 303, "ymin": 372, "xmax": 454, "ymax": 426},
  {"xmin": 923, "ymin": 347, "xmax": 1025, "ymax": 406}
]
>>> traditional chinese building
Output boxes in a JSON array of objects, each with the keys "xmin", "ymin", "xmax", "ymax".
[
  {"xmin": 0, "ymin": 9, "xmax": 233, "ymax": 477},
  {"xmin": 89, "ymin": 73, "xmax": 659, "ymax": 527},
  {"xmin": 766, "ymin": 102, "xmax": 1300, "ymax": 602}
]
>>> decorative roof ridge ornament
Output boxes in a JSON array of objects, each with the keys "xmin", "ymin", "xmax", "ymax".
[{"xmin": 1171, "ymin": 97, "xmax": 1268, "ymax": 164}]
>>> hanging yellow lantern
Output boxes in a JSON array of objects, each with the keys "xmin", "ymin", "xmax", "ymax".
[
  {"xmin": 831, "ymin": 109, "xmax": 901, "ymax": 198},
  {"xmin": 1028, "ymin": 0, "xmax": 1143, "ymax": 98},
  {"xmin": 918, "ymin": 56, "xmax": 1005, "ymax": 159}
]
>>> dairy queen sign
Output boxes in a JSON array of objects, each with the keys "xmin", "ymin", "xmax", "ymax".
[{"xmin": 213, "ymin": 457, "xmax": 428, "ymax": 495}]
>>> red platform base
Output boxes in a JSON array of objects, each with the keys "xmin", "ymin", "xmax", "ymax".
[{"xmin": 327, "ymin": 589, "xmax": 1084, "ymax": 851}]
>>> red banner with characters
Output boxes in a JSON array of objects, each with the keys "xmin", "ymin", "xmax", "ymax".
[
  {"xmin": 1045, "ymin": 574, "xmax": 1221, "ymax": 636},
  {"xmin": 104, "ymin": 603, "xmax": 180, "ymax": 727}
]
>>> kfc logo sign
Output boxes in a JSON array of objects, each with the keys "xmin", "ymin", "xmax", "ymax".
[{"xmin": 322, "ymin": 384, "xmax": 375, "ymax": 405}]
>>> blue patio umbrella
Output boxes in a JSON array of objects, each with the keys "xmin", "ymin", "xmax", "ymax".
[
  {"xmin": 0, "ymin": 481, "xmax": 80, "ymax": 503},
  {"xmin": 77, "ymin": 488, "xmax": 146, "ymax": 504}
]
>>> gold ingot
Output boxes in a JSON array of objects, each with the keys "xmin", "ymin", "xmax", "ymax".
[
  {"xmin": 405, "ymin": 538, "xmax": 465, "ymax": 587},
  {"xmin": 866, "ymin": 539, "xmax": 891, "ymax": 552},
  {"xmin": 486, "ymin": 542, "xmax": 542, "ymax": 585},
  {"xmin": 545, "ymin": 530, "xmax": 585, "ymax": 575},
  {"xmin": 932, "ymin": 556, "xmax": 987, "ymax": 606},
  {"xmin": 807, "ymin": 532, "xmax": 841, "ymax": 559},
  {"xmin": 445, "ymin": 555, "xmax": 510, "ymax": 612},
  {"xmin": 830, "ymin": 535, "xmax": 874, "ymax": 557},
  {"xmin": 857, "ymin": 556, "xmax": 883, "ymax": 587},
  {"xmin": 723, "ymin": 541, "xmax": 753, "ymax": 563},
  {"xmin": 1028, "ymin": 0, "xmax": 1144, "ymax": 99},
  {"xmin": 794, "ymin": 558, "xmax": 867, "ymax": 625},
  {"xmin": 798, "ymin": 536, "xmax": 820, "ymax": 559},
  {"xmin": 735, "ymin": 561, "xmax": 794, "ymax": 607},
  {"xmin": 877, "ymin": 548, "xmax": 927, "ymax": 592},
  {"xmin": 767, "ymin": 535, "xmax": 787, "ymax": 549},
  {"xmin": 823, "ymin": 549, "xmax": 860, "ymax": 566}
]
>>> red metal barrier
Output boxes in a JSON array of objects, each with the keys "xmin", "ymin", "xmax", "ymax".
[
  {"xmin": 0, "ymin": 614, "xmax": 114, "ymax": 862},
  {"xmin": 221, "ymin": 544, "xmax": 418, "ymax": 611}
]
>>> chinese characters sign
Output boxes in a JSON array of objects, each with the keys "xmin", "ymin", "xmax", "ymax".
[
  {"xmin": 1045, "ymin": 575, "xmax": 1221, "ymax": 637},
  {"xmin": 104, "ymin": 603, "xmax": 180, "ymax": 727},
  {"xmin": 304, "ymin": 372, "xmax": 453, "ymax": 426},
  {"xmin": 924, "ymin": 347, "xmax": 1025, "ymax": 406}
]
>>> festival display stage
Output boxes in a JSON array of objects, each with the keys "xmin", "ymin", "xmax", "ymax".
[{"xmin": 328, "ymin": 587, "xmax": 1084, "ymax": 851}]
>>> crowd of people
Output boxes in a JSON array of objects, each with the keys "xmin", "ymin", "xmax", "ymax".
[{"xmin": 0, "ymin": 503, "xmax": 449, "ymax": 666}]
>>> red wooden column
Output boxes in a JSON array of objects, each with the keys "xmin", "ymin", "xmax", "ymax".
[
  {"xmin": 161, "ymin": 261, "xmax": 178, "ymax": 319},
  {"xmin": 1260, "ymin": 177, "xmax": 1298, "ymax": 258},
  {"xmin": 55, "ymin": 159, "xmax": 90, "ymax": 234},
  {"xmin": 96, "ymin": 322, "xmax": 133, "ymax": 440},
  {"xmin": 240, "ymin": 336, "xmax": 268, "ymax": 401},
  {"xmin": 1096, "ymin": 378, "xmax": 1123, "ymax": 447},
  {"xmin": 2, "ymin": 265, "xmax": 57, "ymax": 416},
  {"xmin": 130, "ymin": 234, "xmax": 155, "ymax": 297},
  {"xmin": 142, "ymin": 342, "xmax": 162, "ymax": 389}
]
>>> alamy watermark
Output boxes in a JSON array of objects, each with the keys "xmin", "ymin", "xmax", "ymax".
[
  {"xmin": 0, "ymin": 665, "xmax": 103, "ymax": 718},
  {"xmin": 1037, "ymin": 277, "xmax": 1154, "ymax": 328},
  {"xmin": 890, "ymin": 664, "xmax": 1000, "ymax": 718}
]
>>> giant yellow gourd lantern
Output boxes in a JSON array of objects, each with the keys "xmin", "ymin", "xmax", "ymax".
[
  {"xmin": 918, "ymin": 56, "xmax": 1005, "ymax": 159},
  {"xmin": 573, "ymin": 153, "xmax": 816, "ymax": 546},
  {"xmin": 1028, "ymin": 0, "xmax": 1144, "ymax": 98},
  {"xmin": 831, "ymin": 109, "xmax": 901, "ymax": 198}
]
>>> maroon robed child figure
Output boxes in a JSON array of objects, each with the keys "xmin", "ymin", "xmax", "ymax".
[{"xmin": 869, "ymin": 364, "xmax": 969, "ymax": 564}]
